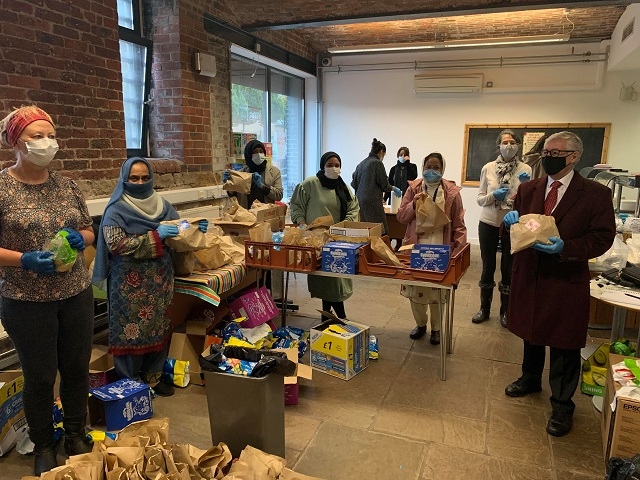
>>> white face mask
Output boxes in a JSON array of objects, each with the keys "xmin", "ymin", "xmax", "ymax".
[
  {"xmin": 252, "ymin": 153, "xmax": 266, "ymax": 165},
  {"xmin": 324, "ymin": 166, "xmax": 340, "ymax": 180},
  {"xmin": 23, "ymin": 138, "xmax": 59, "ymax": 166},
  {"xmin": 499, "ymin": 144, "xmax": 518, "ymax": 160}
]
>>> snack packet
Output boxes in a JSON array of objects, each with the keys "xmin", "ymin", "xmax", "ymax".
[{"xmin": 46, "ymin": 230, "xmax": 77, "ymax": 272}]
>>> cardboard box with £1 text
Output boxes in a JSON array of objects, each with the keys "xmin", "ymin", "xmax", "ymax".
[
  {"xmin": 310, "ymin": 312, "xmax": 370, "ymax": 380},
  {"xmin": 0, "ymin": 371, "xmax": 26, "ymax": 456}
]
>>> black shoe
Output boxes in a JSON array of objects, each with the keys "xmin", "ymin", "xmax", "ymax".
[
  {"xmin": 471, "ymin": 310, "xmax": 490, "ymax": 324},
  {"xmin": 500, "ymin": 312, "xmax": 507, "ymax": 328},
  {"xmin": 64, "ymin": 434, "xmax": 93, "ymax": 456},
  {"xmin": 34, "ymin": 445, "xmax": 58, "ymax": 476},
  {"xmin": 153, "ymin": 381, "xmax": 175, "ymax": 397},
  {"xmin": 546, "ymin": 411, "xmax": 573, "ymax": 437},
  {"xmin": 504, "ymin": 378, "xmax": 542, "ymax": 397},
  {"xmin": 409, "ymin": 326, "xmax": 427, "ymax": 339},
  {"xmin": 430, "ymin": 330, "xmax": 440, "ymax": 345}
]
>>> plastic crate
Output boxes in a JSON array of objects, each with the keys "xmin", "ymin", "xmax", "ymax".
[
  {"xmin": 244, "ymin": 241, "xmax": 320, "ymax": 272},
  {"xmin": 358, "ymin": 242, "xmax": 471, "ymax": 285}
]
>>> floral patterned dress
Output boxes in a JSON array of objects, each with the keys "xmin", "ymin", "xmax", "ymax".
[{"xmin": 103, "ymin": 225, "xmax": 173, "ymax": 356}]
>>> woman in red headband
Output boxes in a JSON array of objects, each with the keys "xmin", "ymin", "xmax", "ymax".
[{"xmin": 0, "ymin": 106, "xmax": 95, "ymax": 475}]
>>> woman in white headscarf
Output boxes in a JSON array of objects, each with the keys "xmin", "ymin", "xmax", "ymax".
[{"xmin": 396, "ymin": 153, "xmax": 467, "ymax": 344}]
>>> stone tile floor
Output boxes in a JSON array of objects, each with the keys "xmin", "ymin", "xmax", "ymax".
[{"xmin": 0, "ymin": 246, "xmax": 614, "ymax": 479}]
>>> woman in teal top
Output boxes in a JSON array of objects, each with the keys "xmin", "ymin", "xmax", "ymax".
[{"xmin": 290, "ymin": 152, "xmax": 359, "ymax": 319}]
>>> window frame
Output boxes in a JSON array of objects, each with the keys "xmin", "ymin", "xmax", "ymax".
[{"xmin": 118, "ymin": 0, "xmax": 152, "ymax": 158}]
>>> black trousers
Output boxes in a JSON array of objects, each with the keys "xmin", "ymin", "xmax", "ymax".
[
  {"xmin": 321, "ymin": 300, "xmax": 346, "ymax": 319},
  {"xmin": 478, "ymin": 220, "xmax": 512, "ymax": 288},
  {"xmin": 1, "ymin": 287, "xmax": 94, "ymax": 447},
  {"xmin": 520, "ymin": 340, "xmax": 581, "ymax": 414}
]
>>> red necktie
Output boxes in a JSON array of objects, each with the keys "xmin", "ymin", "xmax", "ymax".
[{"xmin": 544, "ymin": 181, "xmax": 561, "ymax": 215}]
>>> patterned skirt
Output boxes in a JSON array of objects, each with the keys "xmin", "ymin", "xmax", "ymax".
[{"xmin": 107, "ymin": 253, "xmax": 174, "ymax": 356}]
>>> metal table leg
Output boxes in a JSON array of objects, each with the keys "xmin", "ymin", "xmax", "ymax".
[
  {"xmin": 448, "ymin": 285, "xmax": 456, "ymax": 355},
  {"xmin": 610, "ymin": 306, "xmax": 626, "ymax": 344},
  {"xmin": 439, "ymin": 289, "xmax": 448, "ymax": 381},
  {"xmin": 282, "ymin": 270, "xmax": 290, "ymax": 327}
]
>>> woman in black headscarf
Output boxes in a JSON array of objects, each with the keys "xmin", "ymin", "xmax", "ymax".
[
  {"xmin": 223, "ymin": 139, "xmax": 283, "ymax": 208},
  {"xmin": 290, "ymin": 152, "xmax": 360, "ymax": 319}
]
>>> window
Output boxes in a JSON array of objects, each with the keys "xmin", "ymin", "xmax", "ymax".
[
  {"xmin": 231, "ymin": 54, "xmax": 304, "ymax": 200},
  {"xmin": 117, "ymin": 0, "xmax": 152, "ymax": 157}
]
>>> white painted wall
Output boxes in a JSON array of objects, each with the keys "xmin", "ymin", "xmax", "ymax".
[{"xmin": 321, "ymin": 42, "xmax": 640, "ymax": 243}]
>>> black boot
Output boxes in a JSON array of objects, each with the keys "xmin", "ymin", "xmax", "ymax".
[
  {"xmin": 499, "ymin": 282, "xmax": 510, "ymax": 328},
  {"xmin": 64, "ymin": 420, "xmax": 93, "ymax": 456},
  {"xmin": 472, "ymin": 287, "xmax": 493, "ymax": 324},
  {"xmin": 34, "ymin": 443, "xmax": 58, "ymax": 476}
]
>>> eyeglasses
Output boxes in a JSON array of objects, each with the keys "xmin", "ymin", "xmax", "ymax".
[
  {"xmin": 128, "ymin": 175, "xmax": 150, "ymax": 182},
  {"xmin": 541, "ymin": 150, "xmax": 576, "ymax": 157}
]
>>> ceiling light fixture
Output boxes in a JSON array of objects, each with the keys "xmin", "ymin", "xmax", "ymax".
[{"xmin": 327, "ymin": 34, "xmax": 570, "ymax": 55}]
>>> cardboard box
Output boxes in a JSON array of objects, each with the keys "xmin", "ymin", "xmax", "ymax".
[
  {"xmin": 410, "ymin": 244, "xmax": 451, "ymax": 272},
  {"xmin": 602, "ymin": 354, "xmax": 640, "ymax": 461},
  {"xmin": 88, "ymin": 346, "xmax": 118, "ymax": 389},
  {"xmin": 212, "ymin": 220, "xmax": 256, "ymax": 244},
  {"xmin": 322, "ymin": 242, "xmax": 363, "ymax": 275},
  {"xmin": 88, "ymin": 379, "xmax": 153, "ymax": 431},
  {"xmin": 310, "ymin": 313, "xmax": 370, "ymax": 380},
  {"xmin": 0, "ymin": 371, "xmax": 26, "ymax": 456},
  {"xmin": 168, "ymin": 325, "xmax": 218, "ymax": 386},
  {"xmin": 581, "ymin": 342, "xmax": 610, "ymax": 396},
  {"xmin": 329, "ymin": 221, "xmax": 382, "ymax": 239},
  {"xmin": 250, "ymin": 203, "xmax": 287, "ymax": 232},
  {"xmin": 279, "ymin": 348, "xmax": 312, "ymax": 406},
  {"xmin": 228, "ymin": 286, "xmax": 279, "ymax": 328}
]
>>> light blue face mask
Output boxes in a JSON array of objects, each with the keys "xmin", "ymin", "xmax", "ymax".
[{"xmin": 423, "ymin": 169, "xmax": 442, "ymax": 183}]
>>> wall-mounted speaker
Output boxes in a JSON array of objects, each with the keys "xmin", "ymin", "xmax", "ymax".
[
  {"xmin": 320, "ymin": 56, "xmax": 332, "ymax": 67},
  {"xmin": 193, "ymin": 52, "xmax": 217, "ymax": 78}
]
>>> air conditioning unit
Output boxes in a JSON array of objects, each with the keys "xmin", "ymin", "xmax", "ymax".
[{"xmin": 414, "ymin": 74, "xmax": 484, "ymax": 94}]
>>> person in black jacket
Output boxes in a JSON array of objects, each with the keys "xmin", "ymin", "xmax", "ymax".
[{"xmin": 385, "ymin": 146, "xmax": 418, "ymax": 203}]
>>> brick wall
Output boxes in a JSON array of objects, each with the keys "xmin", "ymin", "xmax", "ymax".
[
  {"xmin": 0, "ymin": 0, "xmax": 126, "ymax": 190},
  {"xmin": 0, "ymin": 0, "xmax": 316, "ymax": 200}
]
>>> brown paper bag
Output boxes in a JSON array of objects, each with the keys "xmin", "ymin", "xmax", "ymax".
[
  {"xmin": 109, "ymin": 417, "xmax": 170, "ymax": 446},
  {"xmin": 249, "ymin": 222, "xmax": 273, "ymax": 243},
  {"xmin": 162, "ymin": 218, "xmax": 207, "ymax": 252},
  {"xmin": 307, "ymin": 215, "xmax": 334, "ymax": 230},
  {"xmin": 230, "ymin": 446, "xmax": 286, "ymax": 479},
  {"xmin": 510, "ymin": 213, "xmax": 560, "ymax": 254},
  {"xmin": 222, "ymin": 199, "xmax": 258, "ymax": 223},
  {"xmin": 371, "ymin": 236, "xmax": 403, "ymax": 266},
  {"xmin": 194, "ymin": 232, "xmax": 233, "ymax": 270},
  {"xmin": 219, "ymin": 236, "xmax": 245, "ymax": 264},
  {"xmin": 282, "ymin": 226, "xmax": 303, "ymax": 246},
  {"xmin": 415, "ymin": 195, "xmax": 450, "ymax": 234},
  {"xmin": 222, "ymin": 170, "xmax": 253, "ymax": 194},
  {"xmin": 173, "ymin": 251, "xmax": 195, "ymax": 276},
  {"xmin": 195, "ymin": 443, "xmax": 233, "ymax": 479}
]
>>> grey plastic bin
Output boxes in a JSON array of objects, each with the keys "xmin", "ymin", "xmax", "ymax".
[{"xmin": 204, "ymin": 370, "xmax": 285, "ymax": 458}]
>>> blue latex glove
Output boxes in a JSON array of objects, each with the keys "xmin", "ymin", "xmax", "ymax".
[
  {"xmin": 503, "ymin": 210, "xmax": 519, "ymax": 229},
  {"xmin": 21, "ymin": 251, "xmax": 55, "ymax": 275},
  {"xmin": 198, "ymin": 220, "xmax": 208, "ymax": 233},
  {"xmin": 532, "ymin": 236, "xmax": 564, "ymax": 254},
  {"xmin": 518, "ymin": 171, "xmax": 531, "ymax": 183},
  {"xmin": 156, "ymin": 225, "xmax": 179, "ymax": 240},
  {"xmin": 252, "ymin": 172, "xmax": 263, "ymax": 188},
  {"xmin": 222, "ymin": 170, "xmax": 231, "ymax": 182},
  {"xmin": 61, "ymin": 227, "xmax": 86, "ymax": 251},
  {"xmin": 393, "ymin": 186, "xmax": 402, "ymax": 198},
  {"xmin": 492, "ymin": 187, "xmax": 509, "ymax": 201}
]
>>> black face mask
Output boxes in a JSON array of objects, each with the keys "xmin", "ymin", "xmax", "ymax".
[{"xmin": 541, "ymin": 155, "xmax": 568, "ymax": 176}]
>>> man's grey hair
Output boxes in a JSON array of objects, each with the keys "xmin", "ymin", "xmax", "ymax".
[{"xmin": 545, "ymin": 131, "xmax": 583, "ymax": 156}]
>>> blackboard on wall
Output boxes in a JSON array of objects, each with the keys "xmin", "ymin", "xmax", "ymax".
[{"xmin": 462, "ymin": 123, "xmax": 611, "ymax": 186}]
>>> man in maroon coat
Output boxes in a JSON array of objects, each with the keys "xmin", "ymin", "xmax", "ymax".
[{"xmin": 502, "ymin": 131, "xmax": 615, "ymax": 437}]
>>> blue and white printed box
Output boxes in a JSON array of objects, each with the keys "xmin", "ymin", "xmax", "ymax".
[
  {"xmin": 410, "ymin": 244, "xmax": 451, "ymax": 272},
  {"xmin": 89, "ymin": 379, "xmax": 153, "ymax": 431},
  {"xmin": 322, "ymin": 242, "xmax": 364, "ymax": 275}
]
